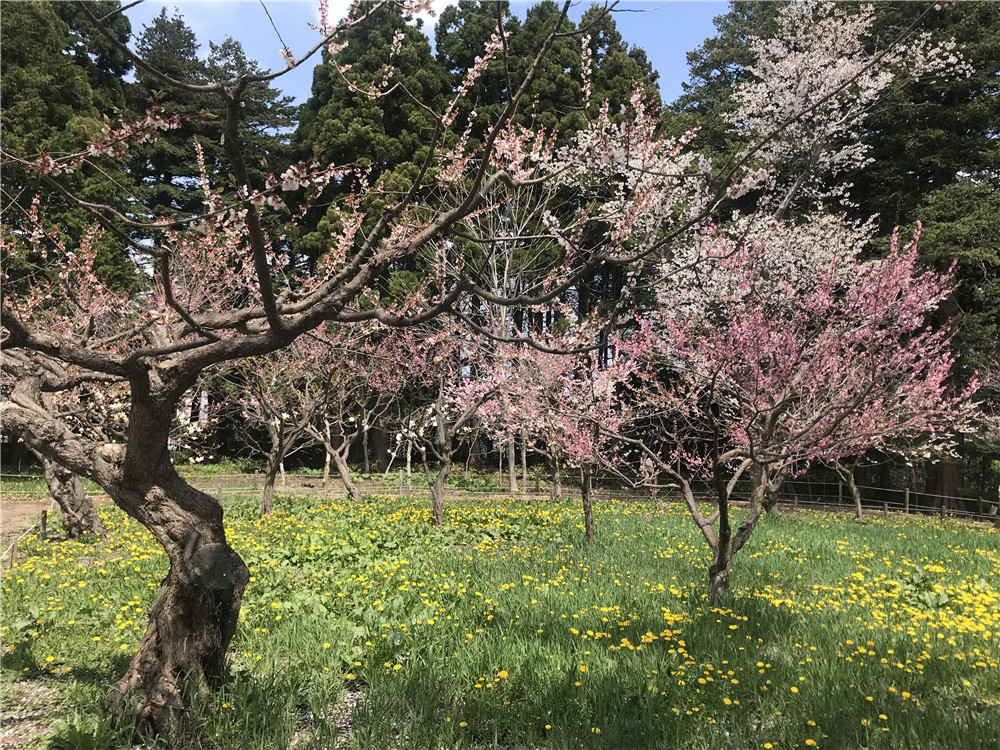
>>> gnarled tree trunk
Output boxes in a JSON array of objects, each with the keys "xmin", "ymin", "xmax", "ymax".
[
  {"xmin": 34, "ymin": 452, "xmax": 106, "ymax": 537},
  {"xmin": 105, "ymin": 471, "xmax": 249, "ymax": 738},
  {"xmin": 5, "ymin": 386, "xmax": 251, "ymax": 738}
]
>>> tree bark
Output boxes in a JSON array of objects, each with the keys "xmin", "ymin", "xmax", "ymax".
[
  {"xmin": 362, "ymin": 425, "xmax": 370, "ymax": 475},
  {"xmin": 308, "ymin": 425, "xmax": 363, "ymax": 502},
  {"xmin": 430, "ymin": 458, "xmax": 451, "ymax": 526},
  {"xmin": 581, "ymin": 467, "xmax": 595, "ymax": 546},
  {"xmin": 322, "ymin": 419, "xmax": 332, "ymax": 488},
  {"xmin": 261, "ymin": 460, "xmax": 279, "ymax": 516},
  {"xmin": 405, "ymin": 440, "xmax": 413, "ymax": 495},
  {"xmin": 708, "ymin": 464, "xmax": 767, "ymax": 598},
  {"xmin": 2, "ymin": 378, "xmax": 251, "ymax": 737},
  {"xmin": 926, "ymin": 459, "xmax": 963, "ymax": 513},
  {"xmin": 35, "ymin": 452, "xmax": 106, "ymax": 538},
  {"xmin": 373, "ymin": 423, "xmax": 390, "ymax": 473},
  {"xmin": 837, "ymin": 462, "xmax": 865, "ymax": 523},
  {"xmin": 507, "ymin": 437, "xmax": 518, "ymax": 494},
  {"xmin": 520, "ymin": 432, "xmax": 528, "ymax": 497},
  {"xmin": 105, "ymin": 473, "xmax": 249, "ymax": 739},
  {"xmin": 708, "ymin": 561, "xmax": 730, "ymax": 598},
  {"xmin": 329, "ymin": 446, "xmax": 362, "ymax": 502},
  {"xmin": 551, "ymin": 455, "xmax": 561, "ymax": 499}
]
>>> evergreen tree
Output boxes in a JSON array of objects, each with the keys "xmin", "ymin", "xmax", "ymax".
[
  {"xmin": 126, "ymin": 9, "xmax": 217, "ymax": 218},
  {"xmin": 845, "ymin": 2, "xmax": 1000, "ymax": 372},
  {"xmin": 292, "ymin": 2, "xmax": 449, "ymax": 271},
  {"xmin": 669, "ymin": 2, "xmax": 780, "ymax": 147},
  {"xmin": 127, "ymin": 9, "xmax": 296, "ymax": 219},
  {"xmin": 1, "ymin": 0, "xmax": 141, "ymax": 291}
]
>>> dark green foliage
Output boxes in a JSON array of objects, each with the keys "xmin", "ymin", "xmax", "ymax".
[
  {"xmin": 669, "ymin": 2, "xmax": 780, "ymax": 150},
  {"xmin": 1, "ymin": 1, "xmax": 143, "ymax": 292},
  {"xmin": 291, "ymin": 2, "xmax": 449, "ymax": 270},
  {"xmin": 126, "ymin": 9, "xmax": 296, "ymax": 220},
  {"xmin": 844, "ymin": 2, "xmax": 1000, "ymax": 375}
]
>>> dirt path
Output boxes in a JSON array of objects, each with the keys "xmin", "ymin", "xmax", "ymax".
[
  {"xmin": 1, "ymin": 499, "xmax": 56, "ymax": 555},
  {"xmin": 1, "ymin": 496, "xmax": 115, "ymax": 561}
]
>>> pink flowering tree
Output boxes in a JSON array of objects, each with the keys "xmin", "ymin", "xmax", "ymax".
[
  {"xmin": 616, "ymin": 226, "xmax": 978, "ymax": 597},
  {"xmin": 226, "ymin": 335, "xmax": 332, "ymax": 515},
  {"xmin": 397, "ymin": 326, "xmax": 506, "ymax": 525},
  {"xmin": 2, "ymin": 2, "xmax": 650, "ymax": 727},
  {"xmin": 483, "ymin": 328, "xmax": 635, "ymax": 545},
  {"xmin": 304, "ymin": 326, "xmax": 417, "ymax": 502}
]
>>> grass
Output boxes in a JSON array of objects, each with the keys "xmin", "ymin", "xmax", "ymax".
[
  {"xmin": 1, "ymin": 494, "xmax": 997, "ymax": 749},
  {"xmin": 0, "ymin": 470, "xmax": 104, "ymax": 500}
]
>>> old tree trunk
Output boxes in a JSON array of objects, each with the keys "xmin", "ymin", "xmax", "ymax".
[
  {"xmin": 5, "ymin": 381, "xmax": 249, "ymax": 736},
  {"xmin": 33, "ymin": 451, "xmax": 106, "ymax": 537}
]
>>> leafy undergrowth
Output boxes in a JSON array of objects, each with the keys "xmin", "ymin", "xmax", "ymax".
[{"xmin": 1, "ymin": 495, "xmax": 998, "ymax": 749}]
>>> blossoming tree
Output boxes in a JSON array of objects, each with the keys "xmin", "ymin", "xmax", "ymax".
[
  {"xmin": 609, "ymin": 224, "xmax": 978, "ymax": 597},
  {"xmin": 227, "ymin": 336, "xmax": 330, "ymax": 515}
]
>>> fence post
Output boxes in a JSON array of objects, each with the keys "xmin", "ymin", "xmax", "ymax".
[
  {"xmin": 40, "ymin": 510, "xmax": 48, "ymax": 536},
  {"xmin": 904, "ymin": 488, "xmax": 909, "ymax": 515},
  {"xmin": 838, "ymin": 481, "xmax": 843, "ymax": 507},
  {"xmin": 882, "ymin": 500, "xmax": 888, "ymax": 517},
  {"xmin": 398, "ymin": 469, "xmax": 403, "ymax": 495},
  {"xmin": 253, "ymin": 470, "xmax": 259, "ymax": 491}
]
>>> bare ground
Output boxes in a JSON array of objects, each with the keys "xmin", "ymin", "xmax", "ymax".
[{"xmin": 0, "ymin": 681, "xmax": 60, "ymax": 749}]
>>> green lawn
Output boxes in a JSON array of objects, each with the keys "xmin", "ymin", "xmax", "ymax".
[{"xmin": 2, "ymin": 494, "xmax": 997, "ymax": 749}]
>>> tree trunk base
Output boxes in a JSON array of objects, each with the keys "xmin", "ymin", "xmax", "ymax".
[
  {"xmin": 708, "ymin": 566, "xmax": 730, "ymax": 598},
  {"xmin": 105, "ymin": 478, "xmax": 250, "ymax": 739},
  {"xmin": 106, "ymin": 541, "xmax": 248, "ymax": 736}
]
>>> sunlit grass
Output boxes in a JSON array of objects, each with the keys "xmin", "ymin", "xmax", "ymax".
[{"xmin": 2, "ymin": 494, "xmax": 997, "ymax": 749}]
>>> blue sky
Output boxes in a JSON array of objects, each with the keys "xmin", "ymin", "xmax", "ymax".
[{"xmin": 122, "ymin": 1, "xmax": 728, "ymax": 107}]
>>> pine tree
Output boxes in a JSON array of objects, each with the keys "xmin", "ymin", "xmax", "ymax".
[
  {"xmin": 127, "ymin": 9, "xmax": 296, "ymax": 219},
  {"xmin": 292, "ymin": 1, "xmax": 449, "ymax": 270},
  {"xmin": 1, "ymin": 0, "xmax": 142, "ymax": 291}
]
